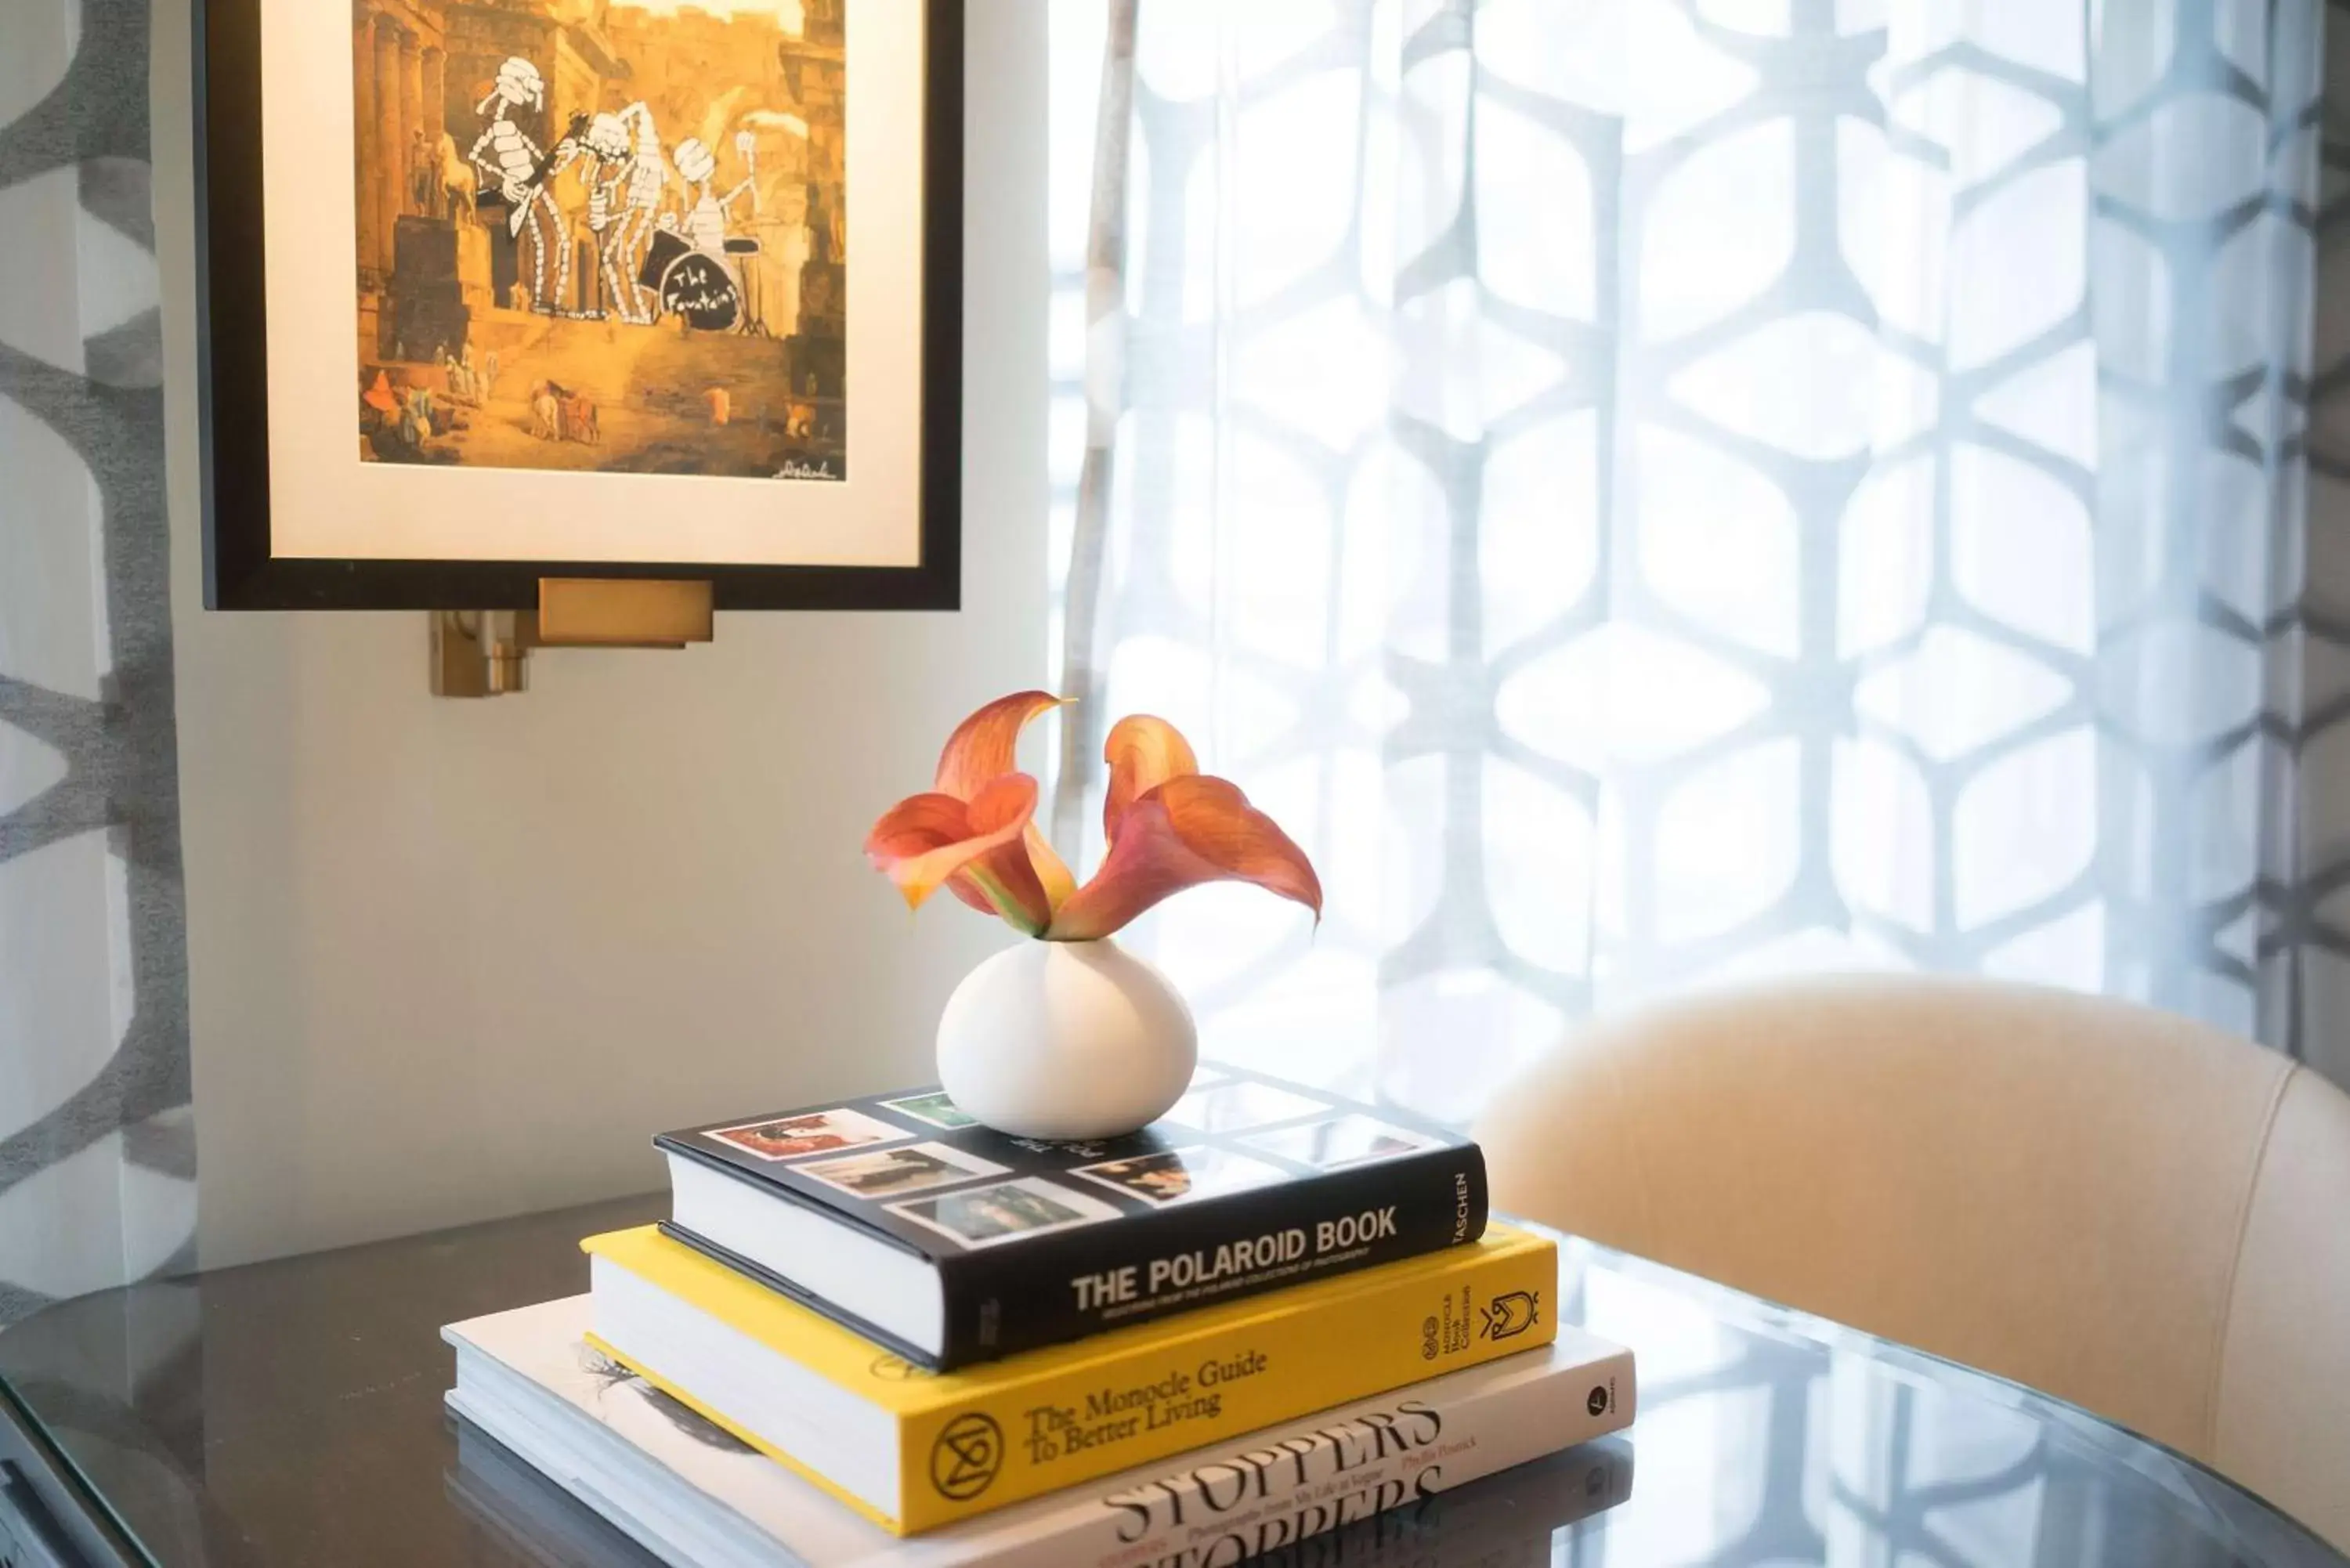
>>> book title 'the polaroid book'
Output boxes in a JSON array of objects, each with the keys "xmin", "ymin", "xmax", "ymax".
[
  {"xmin": 1069, "ymin": 1204, "xmax": 1419, "ymax": 1313},
  {"xmin": 1072, "ymin": 1171, "xmax": 1472, "ymax": 1314}
]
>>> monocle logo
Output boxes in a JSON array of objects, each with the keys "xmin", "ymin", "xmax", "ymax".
[
  {"xmin": 1587, "ymin": 1384, "xmax": 1610, "ymax": 1417},
  {"xmin": 870, "ymin": 1353, "xmax": 933, "ymax": 1382},
  {"xmin": 1480, "ymin": 1290, "xmax": 1540, "ymax": 1341},
  {"xmin": 931, "ymin": 1413, "xmax": 1004, "ymax": 1501}
]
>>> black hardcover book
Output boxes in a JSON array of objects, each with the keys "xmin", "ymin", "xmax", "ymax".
[{"xmin": 653, "ymin": 1064, "xmax": 1488, "ymax": 1371}]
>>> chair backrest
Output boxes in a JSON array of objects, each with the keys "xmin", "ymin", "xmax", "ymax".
[{"xmin": 1475, "ymin": 977, "xmax": 2350, "ymax": 1551}]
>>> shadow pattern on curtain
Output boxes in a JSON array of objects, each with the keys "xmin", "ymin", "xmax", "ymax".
[
  {"xmin": 1049, "ymin": 0, "xmax": 2346, "ymax": 1115},
  {"xmin": 0, "ymin": 0, "xmax": 193, "ymax": 1327}
]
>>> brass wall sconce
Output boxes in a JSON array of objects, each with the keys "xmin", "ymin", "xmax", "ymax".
[{"xmin": 431, "ymin": 579, "xmax": 715, "ymax": 698}]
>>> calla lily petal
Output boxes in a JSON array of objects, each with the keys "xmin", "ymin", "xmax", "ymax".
[
  {"xmin": 1103, "ymin": 714, "xmax": 1199, "ymax": 845},
  {"xmin": 935, "ymin": 691, "xmax": 1068, "ymax": 801},
  {"xmin": 1049, "ymin": 775, "xmax": 1321, "ymax": 941},
  {"xmin": 1025, "ymin": 825, "xmax": 1079, "ymax": 912},
  {"xmin": 865, "ymin": 792, "xmax": 993, "ymax": 915},
  {"xmin": 866, "ymin": 775, "xmax": 1053, "ymax": 935},
  {"xmin": 865, "ymin": 792, "xmax": 967, "ymax": 866}
]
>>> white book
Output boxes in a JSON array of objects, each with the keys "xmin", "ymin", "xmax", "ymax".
[{"xmin": 443, "ymin": 1297, "xmax": 1636, "ymax": 1568}]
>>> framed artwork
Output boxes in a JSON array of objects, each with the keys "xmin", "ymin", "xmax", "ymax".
[{"xmin": 195, "ymin": 0, "xmax": 962, "ymax": 610}]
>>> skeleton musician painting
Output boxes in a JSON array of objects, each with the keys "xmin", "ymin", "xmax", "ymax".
[{"xmin": 352, "ymin": 0, "xmax": 846, "ymax": 479}]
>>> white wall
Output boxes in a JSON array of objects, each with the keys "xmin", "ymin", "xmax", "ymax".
[{"xmin": 151, "ymin": 5, "xmax": 1050, "ymax": 1270}]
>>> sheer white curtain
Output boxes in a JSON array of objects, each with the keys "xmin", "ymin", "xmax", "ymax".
[
  {"xmin": 1047, "ymin": 0, "xmax": 2339, "ymax": 1118},
  {"xmin": 1, "ymin": 0, "xmax": 193, "ymax": 1325}
]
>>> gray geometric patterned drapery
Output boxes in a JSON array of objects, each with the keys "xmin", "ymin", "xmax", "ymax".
[
  {"xmin": 0, "ymin": 0, "xmax": 194, "ymax": 1328},
  {"xmin": 1050, "ymin": 0, "xmax": 2348, "ymax": 1118}
]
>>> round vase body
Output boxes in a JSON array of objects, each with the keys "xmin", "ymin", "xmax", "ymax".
[{"xmin": 935, "ymin": 938, "xmax": 1198, "ymax": 1140}]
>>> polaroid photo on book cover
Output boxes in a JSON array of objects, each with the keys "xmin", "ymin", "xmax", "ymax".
[
  {"xmin": 1162, "ymin": 1081, "xmax": 1332, "ymax": 1135},
  {"xmin": 1068, "ymin": 1145, "xmax": 1291, "ymax": 1208},
  {"xmin": 1243, "ymin": 1114, "xmax": 1444, "ymax": 1170},
  {"xmin": 703, "ymin": 1107, "xmax": 915, "ymax": 1162},
  {"xmin": 879, "ymin": 1091, "xmax": 979, "ymax": 1130},
  {"xmin": 888, "ymin": 1177, "xmax": 1121, "ymax": 1250},
  {"xmin": 796, "ymin": 1141, "xmax": 1009, "ymax": 1201}
]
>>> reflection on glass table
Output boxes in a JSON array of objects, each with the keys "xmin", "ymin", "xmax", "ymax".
[{"xmin": 0, "ymin": 1195, "xmax": 2337, "ymax": 1566}]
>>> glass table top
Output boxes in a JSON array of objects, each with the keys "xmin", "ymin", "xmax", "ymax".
[{"xmin": 0, "ymin": 1193, "xmax": 2338, "ymax": 1566}]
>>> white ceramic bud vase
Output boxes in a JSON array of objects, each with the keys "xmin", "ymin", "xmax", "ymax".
[{"xmin": 935, "ymin": 938, "xmax": 1197, "ymax": 1140}]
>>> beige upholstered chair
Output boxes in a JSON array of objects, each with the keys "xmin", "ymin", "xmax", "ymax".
[{"xmin": 1476, "ymin": 977, "xmax": 2350, "ymax": 1551}]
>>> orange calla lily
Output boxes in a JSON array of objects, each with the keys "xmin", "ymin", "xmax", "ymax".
[
  {"xmin": 935, "ymin": 691, "xmax": 1067, "ymax": 799},
  {"xmin": 865, "ymin": 694, "xmax": 1321, "ymax": 941},
  {"xmin": 902, "ymin": 692, "xmax": 1075, "ymax": 927},
  {"xmin": 1103, "ymin": 714, "xmax": 1199, "ymax": 844},
  {"xmin": 1050, "ymin": 774, "xmax": 1321, "ymax": 941},
  {"xmin": 863, "ymin": 773, "xmax": 1054, "ymax": 934}
]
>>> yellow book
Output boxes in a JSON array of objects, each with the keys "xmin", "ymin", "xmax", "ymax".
[{"xmin": 580, "ymin": 1222, "xmax": 1557, "ymax": 1535}]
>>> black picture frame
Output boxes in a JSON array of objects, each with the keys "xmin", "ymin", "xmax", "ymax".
[{"xmin": 193, "ymin": 0, "xmax": 964, "ymax": 612}]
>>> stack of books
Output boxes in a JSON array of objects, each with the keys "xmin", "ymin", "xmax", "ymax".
[{"xmin": 443, "ymin": 1065, "xmax": 1637, "ymax": 1565}]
